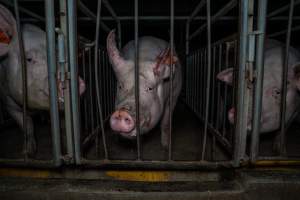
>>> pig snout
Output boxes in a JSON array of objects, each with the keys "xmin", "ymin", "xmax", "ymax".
[
  {"xmin": 228, "ymin": 107, "xmax": 235, "ymax": 124},
  {"xmin": 110, "ymin": 110, "xmax": 135, "ymax": 133}
]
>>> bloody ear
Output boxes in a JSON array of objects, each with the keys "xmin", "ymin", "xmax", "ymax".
[
  {"xmin": 293, "ymin": 62, "xmax": 300, "ymax": 90},
  {"xmin": 153, "ymin": 47, "xmax": 178, "ymax": 78},
  {"xmin": 0, "ymin": 4, "xmax": 16, "ymax": 56},
  {"xmin": 216, "ymin": 68, "xmax": 234, "ymax": 85}
]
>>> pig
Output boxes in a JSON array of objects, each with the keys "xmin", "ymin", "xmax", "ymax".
[
  {"xmin": 107, "ymin": 30, "xmax": 182, "ymax": 148},
  {"xmin": 0, "ymin": 5, "xmax": 86, "ymax": 156},
  {"xmin": 217, "ymin": 39, "xmax": 300, "ymax": 134}
]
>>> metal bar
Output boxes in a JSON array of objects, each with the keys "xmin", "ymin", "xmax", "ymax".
[
  {"xmin": 80, "ymin": 159, "xmax": 234, "ymax": 169},
  {"xmin": 88, "ymin": 49, "xmax": 94, "ymax": 132},
  {"xmin": 233, "ymin": 0, "xmax": 250, "ymax": 167},
  {"xmin": 269, "ymin": 25, "xmax": 300, "ymax": 38},
  {"xmin": 279, "ymin": 0, "xmax": 295, "ymax": 156},
  {"xmin": 13, "ymin": 0, "xmax": 28, "ymax": 160},
  {"xmin": 190, "ymin": 0, "xmax": 237, "ymax": 40},
  {"xmin": 18, "ymin": 15, "xmax": 300, "ymax": 22},
  {"xmin": 78, "ymin": 0, "xmax": 110, "ymax": 33},
  {"xmin": 94, "ymin": 0, "xmax": 108, "ymax": 159},
  {"xmin": 45, "ymin": 0, "xmax": 62, "ymax": 166},
  {"xmin": 201, "ymin": 0, "xmax": 212, "ymax": 161},
  {"xmin": 134, "ymin": 0, "xmax": 141, "ymax": 160},
  {"xmin": 67, "ymin": 0, "xmax": 81, "ymax": 164},
  {"xmin": 59, "ymin": 0, "xmax": 74, "ymax": 163},
  {"xmin": 82, "ymin": 49, "xmax": 88, "ymax": 132},
  {"xmin": 268, "ymin": 0, "xmax": 300, "ymax": 18},
  {"xmin": 215, "ymin": 44, "xmax": 222, "ymax": 130},
  {"xmin": 185, "ymin": 23, "xmax": 190, "ymax": 56},
  {"xmin": 168, "ymin": 0, "xmax": 174, "ymax": 161},
  {"xmin": 250, "ymin": 0, "xmax": 268, "ymax": 163},
  {"xmin": 1, "ymin": 0, "xmax": 45, "ymax": 21}
]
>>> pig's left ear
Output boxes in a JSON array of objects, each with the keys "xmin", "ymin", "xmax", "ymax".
[
  {"xmin": 153, "ymin": 51, "xmax": 178, "ymax": 79},
  {"xmin": 217, "ymin": 68, "xmax": 234, "ymax": 85},
  {"xmin": 293, "ymin": 62, "xmax": 300, "ymax": 90}
]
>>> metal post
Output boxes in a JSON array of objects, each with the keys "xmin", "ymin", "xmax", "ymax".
[
  {"xmin": 201, "ymin": 0, "xmax": 212, "ymax": 160},
  {"xmin": 67, "ymin": 0, "xmax": 81, "ymax": 164},
  {"xmin": 234, "ymin": 0, "xmax": 250, "ymax": 166},
  {"xmin": 13, "ymin": 0, "xmax": 28, "ymax": 159},
  {"xmin": 59, "ymin": 0, "xmax": 74, "ymax": 163},
  {"xmin": 134, "ymin": 0, "xmax": 141, "ymax": 160},
  {"xmin": 279, "ymin": 0, "xmax": 295, "ymax": 156},
  {"xmin": 168, "ymin": 0, "xmax": 174, "ymax": 160},
  {"xmin": 250, "ymin": 0, "xmax": 268, "ymax": 162},
  {"xmin": 94, "ymin": 0, "xmax": 108, "ymax": 159},
  {"xmin": 45, "ymin": 0, "xmax": 62, "ymax": 166}
]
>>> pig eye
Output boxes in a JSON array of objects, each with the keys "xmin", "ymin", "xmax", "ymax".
[
  {"xmin": 26, "ymin": 57, "xmax": 33, "ymax": 62},
  {"xmin": 118, "ymin": 85, "xmax": 123, "ymax": 90},
  {"xmin": 272, "ymin": 88, "xmax": 281, "ymax": 97},
  {"xmin": 146, "ymin": 87, "xmax": 153, "ymax": 92}
]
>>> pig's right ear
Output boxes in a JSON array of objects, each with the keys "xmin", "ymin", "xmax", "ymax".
[
  {"xmin": 0, "ymin": 4, "xmax": 16, "ymax": 56},
  {"xmin": 216, "ymin": 68, "xmax": 234, "ymax": 85},
  {"xmin": 107, "ymin": 29, "xmax": 129, "ymax": 76}
]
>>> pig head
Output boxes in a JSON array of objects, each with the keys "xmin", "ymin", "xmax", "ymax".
[
  {"xmin": 217, "ymin": 39, "xmax": 300, "ymax": 133},
  {"xmin": 0, "ymin": 5, "xmax": 86, "ymax": 155},
  {"xmin": 107, "ymin": 30, "xmax": 182, "ymax": 148}
]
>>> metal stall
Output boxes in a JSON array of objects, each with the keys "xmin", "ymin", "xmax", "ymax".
[{"xmin": 0, "ymin": 0, "xmax": 300, "ymax": 169}]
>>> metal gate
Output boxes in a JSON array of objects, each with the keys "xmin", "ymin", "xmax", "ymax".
[{"xmin": 0, "ymin": 0, "xmax": 300, "ymax": 169}]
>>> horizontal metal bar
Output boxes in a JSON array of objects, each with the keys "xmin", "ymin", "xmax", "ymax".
[
  {"xmin": 0, "ymin": 159, "xmax": 57, "ymax": 168},
  {"xmin": 0, "ymin": 0, "xmax": 44, "ymax": 21},
  {"xmin": 78, "ymin": 0, "xmax": 110, "ymax": 32},
  {"xmin": 80, "ymin": 159, "xmax": 234, "ymax": 169},
  {"xmin": 257, "ymin": 157, "xmax": 300, "ymax": 161},
  {"xmin": 269, "ymin": 25, "xmax": 300, "ymax": 37},
  {"xmin": 20, "ymin": 16, "xmax": 300, "ymax": 23},
  {"xmin": 268, "ymin": 0, "xmax": 300, "ymax": 18},
  {"xmin": 190, "ymin": 0, "xmax": 237, "ymax": 40}
]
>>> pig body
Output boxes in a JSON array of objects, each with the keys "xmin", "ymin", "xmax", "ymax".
[
  {"xmin": 217, "ymin": 39, "xmax": 300, "ymax": 133},
  {"xmin": 107, "ymin": 30, "xmax": 182, "ymax": 147},
  {"xmin": 0, "ymin": 5, "xmax": 85, "ymax": 155}
]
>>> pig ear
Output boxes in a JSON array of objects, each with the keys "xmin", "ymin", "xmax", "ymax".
[
  {"xmin": 293, "ymin": 62, "xmax": 300, "ymax": 90},
  {"xmin": 0, "ymin": 4, "xmax": 16, "ymax": 56},
  {"xmin": 217, "ymin": 68, "xmax": 234, "ymax": 85},
  {"xmin": 153, "ymin": 48, "xmax": 178, "ymax": 79},
  {"xmin": 107, "ymin": 30, "xmax": 128, "ymax": 73}
]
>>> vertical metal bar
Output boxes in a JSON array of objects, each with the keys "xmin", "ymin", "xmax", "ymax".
[
  {"xmin": 168, "ymin": 0, "xmax": 174, "ymax": 160},
  {"xmin": 13, "ymin": 0, "xmax": 28, "ymax": 160},
  {"xmin": 222, "ymin": 44, "xmax": 230, "ymax": 137},
  {"xmin": 94, "ymin": 0, "xmax": 108, "ymax": 159},
  {"xmin": 134, "ymin": 0, "xmax": 141, "ymax": 160},
  {"xmin": 201, "ymin": 0, "xmax": 211, "ymax": 160},
  {"xmin": 186, "ymin": 23, "xmax": 190, "ymax": 56},
  {"xmin": 279, "ymin": 0, "xmax": 294, "ymax": 156},
  {"xmin": 216, "ymin": 44, "xmax": 222, "ymax": 130},
  {"xmin": 67, "ymin": 0, "xmax": 81, "ymax": 163},
  {"xmin": 45, "ymin": 0, "xmax": 62, "ymax": 166},
  {"xmin": 250, "ymin": 0, "xmax": 268, "ymax": 162},
  {"xmin": 199, "ymin": 51, "xmax": 203, "ymax": 115},
  {"xmin": 82, "ymin": 49, "xmax": 88, "ymax": 132},
  {"xmin": 210, "ymin": 46, "xmax": 216, "ymax": 125},
  {"xmin": 59, "ymin": 0, "xmax": 74, "ymax": 162},
  {"xmin": 88, "ymin": 49, "xmax": 94, "ymax": 132},
  {"xmin": 234, "ymin": 0, "xmax": 250, "ymax": 166}
]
